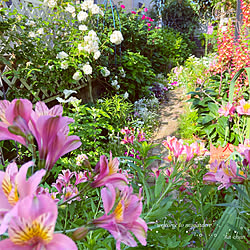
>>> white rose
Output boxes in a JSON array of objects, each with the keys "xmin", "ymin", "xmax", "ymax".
[
  {"xmin": 60, "ymin": 60, "xmax": 68, "ymax": 70},
  {"xmin": 65, "ymin": 4, "xmax": 75, "ymax": 13},
  {"xmin": 77, "ymin": 11, "xmax": 88, "ymax": 22},
  {"xmin": 93, "ymin": 51, "xmax": 101, "ymax": 60},
  {"xmin": 57, "ymin": 51, "xmax": 69, "ymax": 59},
  {"xmin": 110, "ymin": 30, "xmax": 124, "ymax": 45},
  {"xmin": 73, "ymin": 71, "xmax": 82, "ymax": 81},
  {"xmin": 82, "ymin": 63, "xmax": 92, "ymax": 75},
  {"xmin": 80, "ymin": 2, "xmax": 88, "ymax": 11},
  {"xmin": 26, "ymin": 20, "xmax": 35, "ymax": 26},
  {"xmin": 91, "ymin": 4, "xmax": 100, "ymax": 15},
  {"xmin": 79, "ymin": 24, "xmax": 88, "ymax": 31}
]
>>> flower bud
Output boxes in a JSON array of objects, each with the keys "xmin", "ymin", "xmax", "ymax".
[{"xmin": 72, "ymin": 227, "xmax": 88, "ymax": 241}]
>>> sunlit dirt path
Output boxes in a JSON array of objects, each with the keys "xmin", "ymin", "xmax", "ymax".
[{"xmin": 149, "ymin": 87, "xmax": 187, "ymax": 169}]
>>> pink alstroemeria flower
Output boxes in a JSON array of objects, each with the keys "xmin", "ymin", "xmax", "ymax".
[
  {"xmin": 0, "ymin": 161, "xmax": 46, "ymax": 234},
  {"xmin": 216, "ymin": 160, "xmax": 247, "ymax": 189},
  {"xmin": 121, "ymin": 4, "xmax": 125, "ymax": 9},
  {"xmin": 236, "ymin": 99, "xmax": 250, "ymax": 115},
  {"xmin": 203, "ymin": 160, "xmax": 247, "ymax": 189},
  {"xmin": 0, "ymin": 194, "xmax": 77, "ymax": 249},
  {"xmin": 142, "ymin": 14, "xmax": 146, "ymax": 20},
  {"xmin": 238, "ymin": 139, "xmax": 250, "ymax": 153},
  {"xmin": 93, "ymin": 184, "xmax": 147, "ymax": 250},
  {"xmin": 218, "ymin": 103, "xmax": 235, "ymax": 117},
  {"xmin": 91, "ymin": 152, "xmax": 128, "ymax": 189},
  {"xmin": 29, "ymin": 115, "xmax": 81, "ymax": 170},
  {"xmin": 162, "ymin": 136, "xmax": 184, "ymax": 159},
  {"xmin": 0, "ymin": 99, "xmax": 33, "ymax": 145},
  {"xmin": 131, "ymin": 11, "xmax": 136, "ymax": 14},
  {"xmin": 144, "ymin": 7, "xmax": 148, "ymax": 12}
]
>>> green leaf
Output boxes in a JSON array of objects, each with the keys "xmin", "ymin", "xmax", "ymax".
[
  {"xmin": 154, "ymin": 173, "xmax": 165, "ymax": 198},
  {"xmin": 201, "ymin": 115, "xmax": 214, "ymax": 124},
  {"xmin": 205, "ymin": 199, "xmax": 238, "ymax": 249},
  {"xmin": 208, "ymin": 102, "xmax": 219, "ymax": 116},
  {"xmin": 167, "ymin": 235, "xmax": 181, "ymax": 248}
]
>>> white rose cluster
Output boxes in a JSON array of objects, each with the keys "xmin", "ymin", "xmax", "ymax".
[
  {"xmin": 110, "ymin": 30, "xmax": 124, "ymax": 45},
  {"xmin": 80, "ymin": 0, "xmax": 103, "ymax": 15},
  {"xmin": 82, "ymin": 30, "xmax": 100, "ymax": 54},
  {"xmin": 101, "ymin": 67, "xmax": 110, "ymax": 77}
]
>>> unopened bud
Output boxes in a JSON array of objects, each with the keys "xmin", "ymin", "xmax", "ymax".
[
  {"xmin": 8, "ymin": 125, "xmax": 26, "ymax": 137},
  {"xmin": 72, "ymin": 227, "xmax": 88, "ymax": 241}
]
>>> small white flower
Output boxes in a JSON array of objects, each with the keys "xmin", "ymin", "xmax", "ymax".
[
  {"xmin": 26, "ymin": 61, "xmax": 32, "ymax": 67},
  {"xmin": 37, "ymin": 28, "xmax": 44, "ymax": 35},
  {"xmin": 82, "ymin": 63, "xmax": 92, "ymax": 75},
  {"xmin": 101, "ymin": 67, "xmax": 110, "ymax": 77},
  {"xmin": 116, "ymin": 84, "xmax": 120, "ymax": 90},
  {"xmin": 77, "ymin": 11, "xmax": 88, "ymax": 22},
  {"xmin": 73, "ymin": 71, "xmax": 82, "ymax": 81},
  {"xmin": 56, "ymin": 97, "xmax": 66, "ymax": 103},
  {"xmin": 110, "ymin": 30, "xmax": 124, "ymax": 45},
  {"xmin": 26, "ymin": 20, "xmax": 35, "ymax": 26},
  {"xmin": 63, "ymin": 89, "xmax": 77, "ymax": 99},
  {"xmin": 60, "ymin": 60, "xmax": 68, "ymax": 70},
  {"xmin": 57, "ymin": 51, "xmax": 69, "ymax": 60},
  {"xmin": 93, "ymin": 50, "xmax": 101, "ymax": 60},
  {"xmin": 111, "ymin": 80, "xmax": 118, "ymax": 86},
  {"xmin": 123, "ymin": 92, "xmax": 129, "ymax": 99},
  {"xmin": 28, "ymin": 31, "xmax": 36, "ymax": 38},
  {"xmin": 79, "ymin": 24, "xmax": 88, "ymax": 31}
]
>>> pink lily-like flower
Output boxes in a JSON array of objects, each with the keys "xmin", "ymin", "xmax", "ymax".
[
  {"xmin": 93, "ymin": 184, "xmax": 147, "ymax": 250},
  {"xmin": 162, "ymin": 136, "xmax": 184, "ymax": 159},
  {"xmin": 0, "ymin": 161, "xmax": 46, "ymax": 234},
  {"xmin": 218, "ymin": 103, "xmax": 235, "ymax": 117},
  {"xmin": 91, "ymin": 152, "xmax": 128, "ymax": 189},
  {"xmin": 236, "ymin": 99, "xmax": 250, "ymax": 115},
  {"xmin": 74, "ymin": 171, "xmax": 89, "ymax": 185},
  {"xmin": 120, "ymin": 127, "xmax": 131, "ymax": 135},
  {"xmin": 0, "ymin": 99, "xmax": 33, "ymax": 145},
  {"xmin": 238, "ymin": 139, "xmax": 250, "ymax": 153},
  {"xmin": 0, "ymin": 194, "xmax": 77, "ymax": 249},
  {"xmin": 216, "ymin": 160, "xmax": 247, "ymax": 189},
  {"xmin": 58, "ymin": 169, "xmax": 74, "ymax": 185},
  {"xmin": 182, "ymin": 145, "xmax": 194, "ymax": 162},
  {"xmin": 203, "ymin": 160, "xmax": 247, "ymax": 189},
  {"xmin": 29, "ymin": 115, "xmax": 81, "ymax": 170},
  {"xmin": 137, "ymin": 129, "xmax": 146, "ymax": 142},
  {"xmin": 33, "ymin": 101, "xmax": 63, "ymax": 118},
  {"xmin": 190, "ymin": 141, "xmax": 210, "ymax": 157}
]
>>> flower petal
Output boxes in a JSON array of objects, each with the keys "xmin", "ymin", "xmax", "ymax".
[{"xmin": 46, "ymin": 233, "xmax": 77, "ymax": 250}]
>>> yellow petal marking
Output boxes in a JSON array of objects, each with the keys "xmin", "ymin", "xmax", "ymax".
[
  {"xmin": 9, "ymin": 214, "xmax": 54, "ymax": 245},
  {"xmin": 114, "ymin": 201, "xmax": 123, "ymax": 223},
  {"xmin": 2, "ymin": 174, "xmax": 12, "ymax": 197}
]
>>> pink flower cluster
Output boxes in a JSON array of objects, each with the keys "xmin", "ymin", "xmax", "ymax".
[
  {"xmin": 203, "ymin": 159, "xmax": 247, "ymax": 190},
  {"xmin": 218, "ymin": 99, "xmax": 250, "ymax": 117},
  {"xmin": 0, "ymin": 162, "xmax": 77, "ymax": 249},
  {"xmin": 150, "ymin": 166, "xmax": 192, "ymax": 195},
  {"xmin": 91, "ymin": 152, "xmax": 148, "ymax": 249},
  {"xmin": 121, "ymin": 127, "xmax": 146, "ymax": 144},
  {"xmin": 162, "ymin": 136, "xmax": 210, "ymax": 162},
  {"xmin": 0, "ymin": 99, "xmax": 81, "ymax": 171},
  {"xmin": 37, "ymin": 169, "xmax": 90, "ymax": 204}
]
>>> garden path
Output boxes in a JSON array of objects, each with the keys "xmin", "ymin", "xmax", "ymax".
[{"xmin": 149, "ymin": 86, "xmax": 187, "ymax": 169}]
